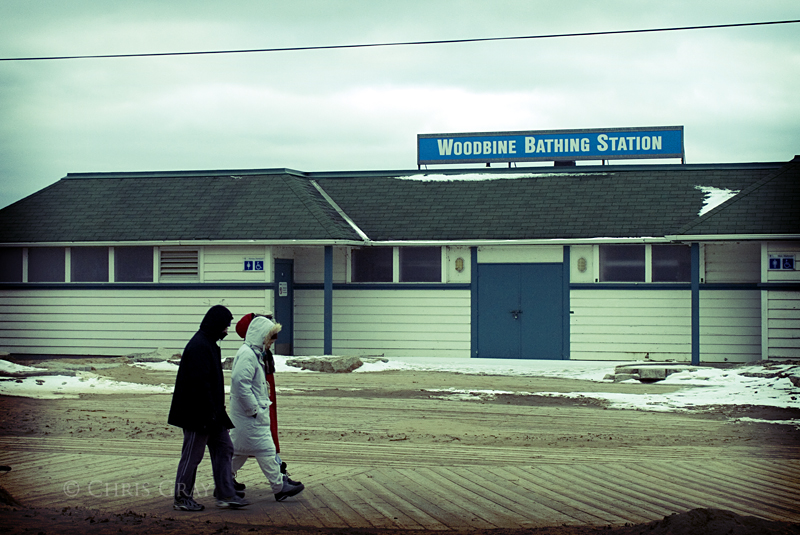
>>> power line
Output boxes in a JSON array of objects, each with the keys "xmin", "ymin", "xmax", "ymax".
[{"xmin": 1, "ymin": 19, "xmax": 798, "ymax": 62}]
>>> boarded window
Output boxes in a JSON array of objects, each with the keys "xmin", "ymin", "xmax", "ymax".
[
  {"xmin": 652, "ymin": 245, "xmax": 691, "ymax": 282},
  {"xmin": 400, "ymin": 247, "xmax": 441, "ymax": 282},
  {"xmin": 0, "ymin": 247, "xmax": 23, "ymax": 282},
  {"xmin": 115, "ymin": 247, "xmax": 153, "ymax": 282},
  {"xmin": 600, "ymin": 245, "xmax": 645, "ymax": 282},
  {"xmin": 28, "ymin": 247, "xmax": 65, "ymax": 282},
  {"xmin": 352, "ymin": 248, "xmax": 392, "ymax": 282},
  {"xmin": 71, "ymin": 247, "xmax": 109, "ymax": 282},
  {"xmin": 160, "ymin": 248, "xmax": 199, "ymax": 281}
]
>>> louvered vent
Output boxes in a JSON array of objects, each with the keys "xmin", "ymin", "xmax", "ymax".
[{"xmin": 160, "ymin": 248, "xmax": 199, "ymax": 280}]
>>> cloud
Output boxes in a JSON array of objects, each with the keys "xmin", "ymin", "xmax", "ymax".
[{"xmin": 1, "ymin": 0, "xmax": 799, "ymax": 207}]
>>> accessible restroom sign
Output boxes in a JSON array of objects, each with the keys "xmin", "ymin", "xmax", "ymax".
[{"xmin": 417, "ymin": 126, "xmax": 684, "ymax": 165}]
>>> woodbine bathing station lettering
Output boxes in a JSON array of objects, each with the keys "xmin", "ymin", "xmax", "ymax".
[{"xmin": 418, "ymin": 126, "xmax": 684, "ymax": 165}]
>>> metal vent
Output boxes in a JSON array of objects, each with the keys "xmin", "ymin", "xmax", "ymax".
[{"xmin": 160, "ymin": 248, "xmax": 199, "ymax": 280}]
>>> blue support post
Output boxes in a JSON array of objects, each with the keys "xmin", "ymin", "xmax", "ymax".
[
  {"xmin": 562, "ymin": 246, "xmax": 571, "ymax": 360},
  {"xmin": 324, "ymin": 246, "xmax": 333, "ymax": 355},
  {"xmin": 470, "ymin": 246, "xmax": 479, "ymax": 358},
  {"xmin": 691, "ymin": 243, "xmax": 700, "ymax": 365}
]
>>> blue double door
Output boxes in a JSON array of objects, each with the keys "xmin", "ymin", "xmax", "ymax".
[{"xmin": 476, "ymin": 263, "xmax": 565, "ymax": 359}]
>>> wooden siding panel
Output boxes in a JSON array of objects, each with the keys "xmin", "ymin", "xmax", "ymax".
[
  {"xmin": 0, "ymin": 289, "xmax": 270, "ymax": 356},
  {"xmin": 294, "ymin": 247, "xmax": 348, "ymax": 283},
  {"xmin": 570, "ymin": 290, "xmax": 691, "ymax": 361},
  {"xmin": 767, "ymin": 242, "xmax": 800, "ymax": 284},
  {"xmin": 203, "ymin": 246, "xmax": 269, "ymax": 282},
  {"xmin": 569, "ymin": 287, "xmax": 756, "ymax": 362},
  {"xmin": 294, "ymin": 289, "xmax": 471, "ymax": 358},
  {"xmin": 700, "ymin": 290, "xmax": 761, "ymax": 363},
  {"xmin": 767, "ymin": 290, "xmax": 800, "ymax": 359},
  {"xmin": 704, "ymin": 243, "xmax": 760, "ymax": 283}
]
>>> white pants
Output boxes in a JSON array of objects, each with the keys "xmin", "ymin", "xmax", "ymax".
[{"xmin": 232, "ymin": 451, "xmax": 284, "ymax": 494}]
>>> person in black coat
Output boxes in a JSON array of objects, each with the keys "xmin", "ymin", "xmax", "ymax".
[{"xmin": 168, "ymin": 305, "xmax": 249, "ymax": 511}]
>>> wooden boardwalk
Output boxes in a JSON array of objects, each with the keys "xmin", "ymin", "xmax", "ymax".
[{"xmin": 1, "ymin": 435, "xmax": 799, "ymax": 530}]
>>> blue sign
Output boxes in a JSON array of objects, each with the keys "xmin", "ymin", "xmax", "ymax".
[
  {"xmin": 418, "ymin": 126, "xmax": 684, "ymax": 165},
  {"xmin": 769, "ymin": 255, "xmax": 795, "ymax": 271},
  {"xmin": 244, "ymin": 258, "xmax": 265, "ymax": 272}
]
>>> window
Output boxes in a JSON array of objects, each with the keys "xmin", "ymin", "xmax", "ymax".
[
  {"xmin": 599, "ymin": 244, "xmax": 693, "ymax": 283},
  {"xmin": 351, "ymin": 248, "xmax": 392, "ymax": 282},
  {"xmin": 600, "ymin": 245, "xmax": 644, "ymax": 282},
  {"xmin": 652, "ymin": 245, "xmax": 691, "ymax": 282},
  {"xmin": 159, "ymin": 248, "xmax": 199, "ymax": 281},
  {"xmin": 28, "ymin": 247, "xmax": 65, "ymax": 282},
  {"xmin": 352, "ymin": 247, "xmax": 443, "ymax": 283},
  {"xmin": 400, "ymin": 247, "xmax": 441, "ymax": 282},
  {"xmin": 71, "ymin": 247, "xmax": 109, "ymax": 282},
  {"xmin": 115, "ymin": 247, "xmax": 153, "ymax": 282},
  {"xmin": 0, "ymin": 248, "xmax": 23, "ymax": 282}
]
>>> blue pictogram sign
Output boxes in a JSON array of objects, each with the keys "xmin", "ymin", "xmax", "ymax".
[
  {"xmin": 769, "ymin": 255, "xmax": 796, "ymax": 271},
  {"xmin": 244, "ymin": 258, "xmax": 265, "ymax": 272}
]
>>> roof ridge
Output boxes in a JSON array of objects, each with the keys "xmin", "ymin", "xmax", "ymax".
[
  {"xmin": 63, "ymin": 168, "xmax": 308, "ymax": 180},
  {"xmin": 675, "ymin": 156, "xmax": 800, "ymax": 235},
  {"xmin": 281, "ymin": 175, "xmax": 361, "ymax": 240}
]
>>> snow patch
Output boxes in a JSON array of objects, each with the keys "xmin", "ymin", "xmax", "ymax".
[
  {"xmin": 696, "ymin": 185, "xmax": 740, "ymax": 216},
  {"xmin": 393, "ymin": 172, "xmax": 608, "ymax": 182}
]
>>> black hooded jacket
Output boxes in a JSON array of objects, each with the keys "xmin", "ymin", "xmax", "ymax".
[{"xmin": 168, "ymin": 305, "xmax": 235, "ymax": 432}]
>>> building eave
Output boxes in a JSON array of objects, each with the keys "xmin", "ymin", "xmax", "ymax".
[{"xmin": 665, "ymin": 234, "xmax": 800, "ymax": 242}]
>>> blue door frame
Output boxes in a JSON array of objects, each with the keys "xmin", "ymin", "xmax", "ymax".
[{"xmin": 274, "ymin": 258, "xmax": 294, "ymax": 355}]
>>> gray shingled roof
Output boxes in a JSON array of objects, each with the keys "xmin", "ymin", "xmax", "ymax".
[
  {"xmin": 676, "ymin": 156, "xmax": 800, "ymax": 236},
  {"xmin": 315, "ymin": 164, "xmax": 782, "ymax": 241},
  {"xmin": 0, "ymin": 172, "xmax": 360, "ymax": 242},
  {"xmin": 0, "ymin": 161, "xmax": 794, "ymax": 244}
]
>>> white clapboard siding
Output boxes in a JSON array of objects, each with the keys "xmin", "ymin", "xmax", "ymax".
[
  {"xmin": 570, "ymin": 289, "xmax": 691, "ymax": 361},
  {"xmin": 767, "ymin": 290, "xmax": 800, "ymax": 359},
  {"xmin": 700, "ymin": 290, "xmax": 761, "ymax": 362},
  {"xmin": 704, "ymin": 243, "xmax": 760, "ymax": 283},
  {"xmin": 293, "ymin": 247, "xmax": 348, "ymax": 283},
  {"xmin": 294, "ymin": 289, "xmax": 471, "ymax": 358},
  {"xmin": 203, "ymin": 246, "xmax": 269, "ymax": 282},
  {"xmin": 0, "ymin": 289, "xmax": 270, "ymax": 356},
  {"xmin": 765, "ymin": 243, "xmax": 800, "ymax": 359}
]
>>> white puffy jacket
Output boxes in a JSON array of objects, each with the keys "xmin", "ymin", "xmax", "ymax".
[{"xmin": 229, "ymin": 316, "xmax": 281, "ymax": 455}]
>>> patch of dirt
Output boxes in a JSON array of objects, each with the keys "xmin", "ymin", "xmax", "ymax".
[{"xmin": 92, "ymin": 362, "xmax": 177, "ymax": 386}]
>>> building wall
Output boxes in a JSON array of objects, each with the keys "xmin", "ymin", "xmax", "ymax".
[
  {"xmin": 700, "ymin": 290, "xmax": 761, "ymax": 363},
  {"xmin": 568, "ymin": 242, "xmax": 765, "ymax": 363},
  {"xmin": 704, "ymin": 242, "xmax": 761, "ymax": 283},
  {"xmin": 701, "ymin": 243, "xmax": 762, "ymax": 362},
  {"xmin": 1, "ymin": 241, "xmax": 795, "ymax": 361},
  {"xmin": 570, "ymin": 289, "xmax": 692, "ymax": 361},
  {"xmin": 765, "ymin": 242, "xmax": 800, "ymax": 359},
  {"xmin": 294, "ymin": 289, "xmax": 471, "ymax": 358},
  {"xmin": 204, "ymin": 245, "xmax": 272, "ymax": 282},
  {"xmin": 0, "ymin": 288, "xmax": 270, "ymax": 357}
]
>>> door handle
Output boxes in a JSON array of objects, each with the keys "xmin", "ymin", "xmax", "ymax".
[{"xmin": 510, "ymin": 309, "xmax": 523, "ymax": 319}]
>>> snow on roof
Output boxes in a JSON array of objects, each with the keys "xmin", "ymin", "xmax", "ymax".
[
  {"xmin": 393, "ymin": 172, "xmax": 609, "ymax": 182},
  {"xmin": 695, "ymin": 185, "xmax": 740, "ymax": 216}
]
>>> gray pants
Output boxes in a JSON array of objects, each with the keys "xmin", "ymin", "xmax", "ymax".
[
  {"xmin": 174, "ymin": 428, "xmax": 236, "ymax": 500},
  {"xmin": 232, "ymin": 451, "xmax": 284, "ymax": 494}
]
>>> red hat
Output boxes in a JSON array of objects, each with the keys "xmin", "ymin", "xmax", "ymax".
[
  {"xmin": 236, "ymin": 312, "xmax": 274, "ymax": 339},
  {"xmin": 236, "ymin": 313, "xmax": 255, "ymax": 339}
]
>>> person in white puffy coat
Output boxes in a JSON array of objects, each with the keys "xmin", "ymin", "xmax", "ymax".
[{"xmin": 229, "ymin": 316, "xmax": 304, "ymax": 501}]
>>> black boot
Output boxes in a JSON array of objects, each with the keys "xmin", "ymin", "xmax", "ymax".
[{"xmin": 281, "ymin": 462, "xmax": 302, "ymax": 485}]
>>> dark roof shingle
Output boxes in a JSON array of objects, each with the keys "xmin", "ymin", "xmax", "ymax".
[{"xmin": 0, "ymin": 160, "xmax": 795, "ymax": 244}]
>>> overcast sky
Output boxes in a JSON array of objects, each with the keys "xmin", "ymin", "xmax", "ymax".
[{"xmin": 1, "ymin": 1, "xmax": 798, "ymax": 209}]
